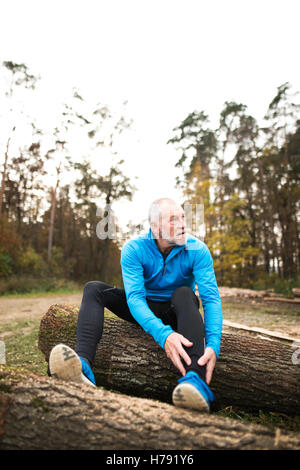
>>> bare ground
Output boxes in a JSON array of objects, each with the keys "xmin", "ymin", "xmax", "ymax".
[
  {"xmin": 223, "ymin": 300, "xmax": 299, "ymax": 339},
  {"xmin": 0, "ymin": 290, "xmax": 298, "ymax": 339},
  {"xmin": 0, "ymin": 293, "xmax": 82, "ymax": 325}
]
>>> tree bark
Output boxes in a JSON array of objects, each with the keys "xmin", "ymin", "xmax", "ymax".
[
  {"xmin": 38, "ymin": 304, "xmax": 300, "ymax": 416},
  {"xmin": 0, "ymin": 366, "xmax": 299, "ymax": 450}
]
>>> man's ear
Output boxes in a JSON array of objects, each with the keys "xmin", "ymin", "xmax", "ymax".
[{"xmin": 150, "ymin": 222, "xmax": 159, "ymax": 239}]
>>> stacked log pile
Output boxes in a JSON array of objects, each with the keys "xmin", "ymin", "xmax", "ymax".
[{"xmin": 1, "ymin": 302, "xmax": 299, "ymax": 450}]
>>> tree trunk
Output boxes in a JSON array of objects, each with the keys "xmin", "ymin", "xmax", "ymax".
[
  {"xmin": 38, "ymin": 304, "xmax": 300, "ymax": 416},
  {"xmin": 0, "ymin": 130, "xmax": 15, "ymax": 218},
  {"xmin": 47, "ymin": 165, "xmax": 61, "ymax": 263},
  {"xmin": 0, "ymin": 366, "xmax": 299, "ymax": 450}
]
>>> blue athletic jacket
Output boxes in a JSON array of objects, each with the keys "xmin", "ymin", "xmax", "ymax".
[{"xmin": 120, "ymin": 228, "xmax": 223, "ymax": 358}]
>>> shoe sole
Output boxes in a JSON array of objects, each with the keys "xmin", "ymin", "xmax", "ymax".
[
  {"xmin": 49, "ymin": 343, "xmax": 95, "ymax": 387},
  {"xmin": 172, "ymin": 382, "xmax": 209, "ymax": 412}
]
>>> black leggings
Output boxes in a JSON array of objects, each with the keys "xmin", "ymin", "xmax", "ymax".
[{"xmin": 76, "ymin": 281, "xmax": 207, "ymax": 382}]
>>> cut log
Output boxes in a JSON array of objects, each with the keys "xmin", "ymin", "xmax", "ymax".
[
  {"xmin": 38, "ymin": 304, "xmax": 300, "ymax": 416},
  {"xmin": 218, "ymin": 287, "xmax": 268, "ymax": 298},
  {"xmin": 292, "ymin": 288, "xmax": 300, "ymax": 298},
  {"xmin": 223, "ymin": 319, "xmax": 299, "ymax": 344},
  {"xmin": 217, "ymin": 286, "xmax": 299, "ymax": 302},
  {"xmin": 0, "ymin": 366, "xmax": 300, "ymax": 450}
]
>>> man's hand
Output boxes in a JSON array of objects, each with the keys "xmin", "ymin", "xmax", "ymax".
[
  {"xmin": 197, "ymin": 347, "xmax": 216, "ymax": 384},
  {"xmin": 164, "ymin": 332, "xmax": 193, "ymax": 376}
]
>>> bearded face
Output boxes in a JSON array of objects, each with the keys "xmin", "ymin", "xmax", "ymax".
[{"xmin": 152, "ymin": 202, "xmax": 187, "ymax": 246}]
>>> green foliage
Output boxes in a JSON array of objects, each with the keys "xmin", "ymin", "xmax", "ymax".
[
  {"xmin": 0, "ymin": 218, "xmax": 22, "ymax": 267},
  {"xmin": 2, "ymin": 61, "xmax": 39, "ymax": 90},
  {"xmin": 0, "ymin": 319, "xmax": 47, "ymax": 376},
  {"xmin": 216, "ymin": 406, "xmax": 300, "ymax": 433},
  {"xmin": 0, "ymin": 251, "xmax": 14, "ymax": 278},
  {"xmin": 47, "ymin": 246, "xmax": 65, "ymax": 277},
  {"xmin": 167, "ymin": 110, "xmax": 217, "ymax": 189},
  {"xmin": 206, "ymin": 194, "xmax": 260, "ymax": 287},
  {"xmin": 252, "ymin": 273, "xmax": 300, "ymax": 297},
  {"xmin": 0, "ymin": 276, "xmax": 81, "ymax": 296},
  {"xmin": 17, "ymin": 247, "xmax": 48, "ymax": 276}
]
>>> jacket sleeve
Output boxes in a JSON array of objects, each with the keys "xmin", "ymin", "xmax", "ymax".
[
  {"xmin": 192, "ymin": 242, "xmax": 223, "ymax": 358},
  {"xmin": 120, "ymin": 242, "xmax": 174, "ymax": 349}
]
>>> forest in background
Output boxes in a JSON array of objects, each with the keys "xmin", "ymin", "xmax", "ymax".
[
  {"xmin": 0, "ymin": 61, "xmax": 299, "ymax": 296},
  {"xmin": 168, "ymin": 82, "xmax": 300, "ymax": 294}
]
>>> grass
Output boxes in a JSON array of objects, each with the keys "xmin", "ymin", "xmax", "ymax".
[
  {"xmin": 216, "ymin": 406, "xmax": 300, "ymax": 434},
  {"xmin": 0, "ymin": 276, "xmax": 83, "ymax": 297},
  {"xmin": 0, "ymin": 318, "xmax": 48, "ymax": 376},
  {"xmin": 0, "ymin": 288, "xmax": 82, "ymax": 299}
]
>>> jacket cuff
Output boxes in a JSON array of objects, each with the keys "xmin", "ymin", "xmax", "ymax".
[{"xmin": 160, "ymin": 327, "xmax": 175, "ymax": 350}]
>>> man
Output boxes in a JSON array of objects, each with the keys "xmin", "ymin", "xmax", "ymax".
[{"xmin": 49, "ymin": 198, "xmax": 223, "ymax": 412}]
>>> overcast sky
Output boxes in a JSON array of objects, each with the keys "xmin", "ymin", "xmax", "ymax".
[{"xmin": 0, "ymin": 0, "xmax": 299, "ymax": 231}]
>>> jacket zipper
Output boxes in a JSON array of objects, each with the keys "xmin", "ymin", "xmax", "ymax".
[
  {"xmin": 161, "ymin": 251, "xmax": 169, "ymax": 276},
  {"xmin": 157, "ymin": 244, "xmax": 182, "ymax": 277},
  {"xmin": 161, "ymin": 248, "xmax": 184, "ymax": 276}
]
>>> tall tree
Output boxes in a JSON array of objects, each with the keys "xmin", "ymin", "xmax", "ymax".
[
  {"xmin": 75, "ymin": 98, "xmax": 135, "ymax": 281},
  {"xmin": 167, "ymin": 85, "xmax": 300, "ymax": 286},
  {"xmin": 263, "ymin": 83, "xmax": 300, "ymax": 277},
  {"xmin": 96, "ymin": 157, "xmax": 135, "ymax": 281},
  {"xmin": 0, "ymin": 61, "xmax": 39, "ymax": 218},
  {"xmin": 167, "ymin": 111, "xmax": 218, "ymax": 248},
  {"xmin": 167, "ymin": 111, "xmax": 217, "ymax": 198},
  {"xmin": 4, "ymin": 141, "xmax": 48, "ymax": 233}
]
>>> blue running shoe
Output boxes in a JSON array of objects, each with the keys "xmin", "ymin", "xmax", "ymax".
[
  {"xmin": 49, "ymin": 343, "xmax": 96, "ymax": 387},
  {"xmin": 172, "ymin": 370, "xmax": 214, "ymax": 412}
]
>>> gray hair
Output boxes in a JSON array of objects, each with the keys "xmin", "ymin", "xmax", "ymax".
[{"xmin": 148, "ymin": 198, "xmax": 177, "ymax": 225}]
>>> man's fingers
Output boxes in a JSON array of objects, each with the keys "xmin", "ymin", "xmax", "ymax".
[
  {"xmin": 165, "ymin": 333, "xmax": 194, "ymax": 375},
  {"xmin": 206, "ymin": 371, "xmax": 212, "ymax": 385},
  {"xmin": 178, "ymin": 345, "xmax": 191, "ymax": 366},
  {"xmin": 180, "ymin": 335, "xmax": 193, "ymax": 347},
  {"xmin": 172, "ymin": 351, "xmax": 186, "ymax": 376},
  {"xmin": 198, "ymin": 348, "xmax": 217, "ymax": 383},
  {"xmin": 170, "ymin": 346, "xmax": 188, "ymax": 374},
  {"xmin": 206, "ymin": 362, "xmax": 213, "ymax": 384},
  {"xmin": 178, "ymin": 336, "xmax": 193, "ymax": 365},
  {"xmin": 198, "ymin": 352, "xmax": 209, "ymax": 366}
]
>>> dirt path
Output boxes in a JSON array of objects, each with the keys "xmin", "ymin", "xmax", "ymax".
[
  {"xmin": 0, "ymin": 291, "xmax": 298, "ymax": 340},
  {"xmin": 0, "ymin": 293, "xmax": 83, "ymax": 325}
]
